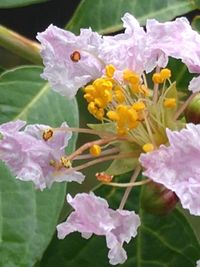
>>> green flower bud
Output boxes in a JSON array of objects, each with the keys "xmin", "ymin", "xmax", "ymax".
[
  {"xmin": 185, "ymin": 93, "xmax": 200, "ymax": 124},
  {"xmin": 141, "ymin": 180, "xmax": 179, "ymax": 215}
]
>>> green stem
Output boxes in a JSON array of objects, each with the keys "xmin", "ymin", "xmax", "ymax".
[{"xmin": 0, "ymin": 25, "xmax": 42, "ymax": 65}]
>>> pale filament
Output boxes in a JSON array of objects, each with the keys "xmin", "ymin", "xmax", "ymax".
[
  {"xmin": 53, "ymin": 126, "xmax": 113, "ymax": 138},
  {"xmin": 72, "ymin": 152, "xmax": 137, "ymax": 172},
  {"xmin": 105, "ymin": 178, "xmax": 151, "ymax": 188},
  {"xmin": 119, "ymin": 165, "xmax": 142, "ymax": 210},
  {"xmin": 152, "ymin": 65, "xmax": 161, "ymax": 104},
  {"xmin": 173, "ymin": 92, "xmax": 199, "ymax": 120},
  {"xmin": 74, "ymin": 147, "xmax": 119, "ymax": 160}
]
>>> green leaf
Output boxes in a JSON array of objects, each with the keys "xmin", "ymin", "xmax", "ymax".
[
  {"xmin": 178, "ymin": 206, "xmax": 200, "ymax": 244},
  {"xmin": 0, "ymin": 66, "xmax": 79, "ymax": 267},
  {"xmin": 66, "ymin": 0, "xmax": 196, "ymax": 34},
  {"xmin": 0, "ymin": 66, "xmax": 5, "ymax": 74},
  {"xmin": 39, "ymin": 184, "xmax": 200, "ymax": 267},
  {"xmin": 194, "ymin": 0, "xmax": 200, "ymax": 9},
  {"xmin": 168, "ymin": 59, "xmax": 194, "ymax": 93},
  {"xmin": 0, "ymin": 0, "xmax": 48, "ymax": 8}
]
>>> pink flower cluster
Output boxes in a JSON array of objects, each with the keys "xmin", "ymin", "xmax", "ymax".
[
  {"xmin": 2, "ymin": 12, "xmax": 200, "ymax": 265},
  {"xmin": 37, "ymin": 12, "xmax": 200, "ymax": 265}
]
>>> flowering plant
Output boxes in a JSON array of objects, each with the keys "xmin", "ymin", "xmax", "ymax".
[{"xmin": 0, "ymin": 1, "xmax": 200, "ymax": 267}]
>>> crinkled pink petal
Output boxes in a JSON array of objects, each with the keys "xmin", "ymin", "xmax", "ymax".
[
  {"xmin": 146, "ymin": 17, "xmax": 200, "ymax": 76},
  {"xmin": 57, "ymin": 192, "xmax": 140, "ymax": 265},
  {"xmin": 37, "ymin": 25, "xmax": 104, "ymax": 98},
  {"xmin": 0, "ymin": 120, "xmax": 26, "ymax": 134},
  {"xmin": 139, "ymin": 123, "xmax": 200, "ymax": 215},
  {"xmin": 57, "ymin": 193, "xmax": 114, "ymax": 237},
  {"xmin": 46, "ymin": 168, "xmax": 85, "ymax": 188},
  {"xmin": 99, "ymin": 13, "xmax": 146, "ymax": 73},
  {"xmin": 106, "ymin": 233, "xmax": 127, "ymax": 265},
  {"xmin": 106, "ymin": 209, "xmax": 140, "ymax": 265},
  {"xmin": 24, "ymin": 122, "xmax": 71, "ymax": 151}
]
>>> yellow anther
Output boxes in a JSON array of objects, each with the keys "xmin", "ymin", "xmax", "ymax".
[
  {"xmin": 123, "ymin": 69, "xmax": 140, "ymax": 84},
  {"xmin": 88, "ymin": 102, "xmax": 97, "ymax": 114},
  {"xmin": 132, "ymin": 101, "xmax": 146, "ymax": 111},
  {"xmin": 127, "ymin": 109, "xmax": 139, "ymax": 129},
  {"xmin": 96, "ymin": 172, "xmax": 113, "ymax": 183},
  {"xmin": 152, "ymin": 73, "xmax": 163, "ymax": 84},
  {"xmin": 128, "ymin": 108, "xmax": 139, "ymax": 122},
  {"xmin": 84, "ymin": 85, "xmax": 95, "ymax": 94},
  {"xmin": 95, "ymin": 109, "xmax": 105, "ymax": 120},
  {"xmin": 89, "ymin": 145, "xmax": 101, "ymax": 157},
  {"xmin": 160, "ymin": 68, "xmax": 171, "ymax": 80},
  {"xmin": 107, "ymin": 111, "xmax": 119, "ymax": 121},
  {"xmin": 94, "ymin": 98, "xmax": 104, "ymax": 108},
  {"xmin": 139, "ymin": 85, "xmax": 149, "ymax": 96},
  {"xmin": 102, "ymin": 81, "xmax": 113, "ymax": 90},
  {"xmin": 113, "ymin": 85, "xmax": 122, "ymax": 91},
  {"xmin": 105, "ymin": 64, "xmax": 116, "ymax": 78},
  {"xmin": 114, "ymin": 90, "xmax": 125, "ymax": 103},
  {"xmin": 142, "ymin": 143, "xmax": 154, "ymax": 153},
  {"xmin": 88, "ymin": 102, "xmax": 105, "ymax": 120},
  {"xmin": 43, "ymin": 128, "xmax": 53, "ymax": 141},
  {"xmin": 163, "ymin": 98, "xmax": 176, "ymax": 108},
  {"xmin": 128, "ymin": 120, "xmax": 139, "ymax": 129},
  {"xmin": 130, "ymin": 82, "xmax": 141, "ymax": 94},
  {"xmin": 93, "ymin": 78, "xmax": 112, "ymax": 91},
  {"xmin": 117, "ymin": 105, "xmax": 129, "ymax": 116},
  {"xmin": 60, "ymin": 156, "xmax": 72, "ymax": 168},
  {"xmin": 84, "ymin": 93, "xmax": 94, "ymax": 102},
  {"xmin": 93, "ymin": 78, "xmax": 102, "ymax": 88},
  {"xmin": 103, "ymin": 89, "xmax": 112, "ymax": 102},
  {"xmin": 49, "ymin": 159, "xmax": 56, "ymax": 167}
]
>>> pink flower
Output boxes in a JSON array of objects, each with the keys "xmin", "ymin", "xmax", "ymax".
[
  {"xmin": 139, "ymin": 123, "xmax": 200, "ymax": 216},
  {"xmin": 0, "ymin": 120, "xmax": 84, "ymax": 190},
  {"xmin": 57, "ymin": 192, "xmax": 140, "ymax": 265},
  {"xmin": 37, "ymin": 25, "xmax": 104, "ymax": 98}
]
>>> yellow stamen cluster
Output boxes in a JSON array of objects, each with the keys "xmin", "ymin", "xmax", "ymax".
[
  {"xmin": 107, "ymin": 104, "xmax": 140, "ymax": 135},
  {"xmin": 164, "ymin": 98, "xmax": 176, "ymax": 108},
  {"xmin": 84, "ymin": 78, "xmax": 113, "ymax": 120},
  {"xmin": 84, "ymin": 65, "xmax": 127, "ymax": 120},
  {"xmin": 89, "ymin": 144, "xmax": 101, "ymax": 157},
  {"xmin": 152, "ymin": 68, "xmax": 171, "ymax": 84},
  {"xmin": 142, "ymin": 143, "xmax": 154, "ymax": 153}
]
